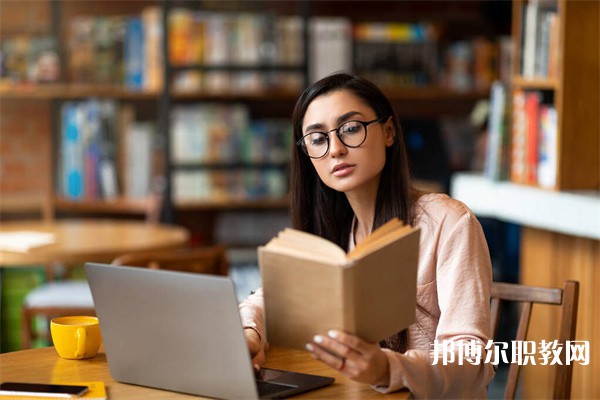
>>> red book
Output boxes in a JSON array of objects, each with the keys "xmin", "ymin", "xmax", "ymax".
[{"xmin": 524, "ymin": 91, "xmax": 541, "ymax": 184}]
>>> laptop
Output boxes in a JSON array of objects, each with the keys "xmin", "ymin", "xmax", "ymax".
[{"xmin": 84, "ymin": 263, "xmax": 334, "ymax": 399}]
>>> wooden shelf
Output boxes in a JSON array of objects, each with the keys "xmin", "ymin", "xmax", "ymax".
[
  {"xmin": 175, "ymin": 197, "xmax": 289, "ymax": 211},
  {"xmin": 171, "ymin": 88, "xmax": 301, "ymax": 101},
  {"xmin": 1, "ymin": 83, "xmax": 490, "ymax": 103},
  {"xmin": 0, "ymin": 83, "xmax": 159, "ymax": 100},
  {"xmin": 383, "ymin": 86, "xmax": 490, "ymax": 101},
  {"xmin": 511, "ymin": 76, "xmax": 559, "ymax": 90},
  {"xmin": 0, "ymin": 194, "xmax": 45, "ymax": 214},
  {"xmin": 54, "ymin": 196, "xmax": 158, "ymax": 215}
]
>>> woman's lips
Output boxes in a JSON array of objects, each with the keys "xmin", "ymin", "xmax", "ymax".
[{"xmin": 332, "ymin": 163, "xmax": 355, "ymax": 177}]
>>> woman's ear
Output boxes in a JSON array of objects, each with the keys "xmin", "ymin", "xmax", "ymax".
[{"xmin": 384, "ymin": 117, "xmax": 395, "ymax": 147}]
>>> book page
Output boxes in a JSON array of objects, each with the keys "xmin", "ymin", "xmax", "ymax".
[
  {"xmin": 348, "ymin": 218, "xmax": 414, "ymax": 260},
  {"xmin": 262, "ymin": 238, "xmax": 345, "ymax": 266},
  {"xmin": 275, "ymin": 228, "xmax": 347, "ymax": 262}
]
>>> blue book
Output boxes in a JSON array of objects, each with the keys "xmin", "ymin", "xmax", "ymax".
[
  {"xmin": 124, "ymin": 16, "xmax": 144, "ymax": 90},
  {"xmin": 61, "ymin": 102, "xmax": 85, "ymax": 199}
]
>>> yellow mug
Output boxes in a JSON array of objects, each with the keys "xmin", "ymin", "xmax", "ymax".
[{"xmin": 50, "ymin": 316, "xmax": 102, "ymax": 360}]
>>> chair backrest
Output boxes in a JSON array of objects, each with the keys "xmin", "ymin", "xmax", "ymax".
[
  {"xmin": 490, "ymin": 280, "xmax": 579, "ymax": 400},
  {"xmin": 111, "ymin": 245, "xmax": 229, "ymax": 276}
]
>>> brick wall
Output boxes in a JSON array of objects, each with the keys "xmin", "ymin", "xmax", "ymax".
[
  {"xmin": 1, "ymin": 0, "xmax": 52, "ymax": 213},
  {"xmin": 0, "ymin": 100, "xmax": 52, "ymax": 199}
]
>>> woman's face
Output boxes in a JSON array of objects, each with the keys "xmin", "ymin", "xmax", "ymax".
[{"xmin": 301, "ymin": 89, "xmax": 395, "ymax": 195}]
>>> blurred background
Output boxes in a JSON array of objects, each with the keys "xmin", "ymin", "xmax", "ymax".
[{"xmin": 1, "ymin": 1, "xmax": 598, "ymax": 398}]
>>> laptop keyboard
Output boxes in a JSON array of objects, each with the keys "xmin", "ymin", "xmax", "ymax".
[{"xmin": 256, "ymin": 380, "xmax": 295, "ymax": 397}]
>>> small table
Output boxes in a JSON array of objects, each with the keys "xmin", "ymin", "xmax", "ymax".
[
  {"xmin": 0, "ymin": 219, "xmax": 190, "ymax": 266},
  {"xmin": 0, "ymin": 346, "xmax": 410, "ymax": 399},
  {"xmin": 0, "ymin": 219, "xmax": 189, "ymax": 352}
]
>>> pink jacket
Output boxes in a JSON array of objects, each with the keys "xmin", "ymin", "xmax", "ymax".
[{"xmin": 239, "ymin": 193, "xmax": 495, "ymax": 398}]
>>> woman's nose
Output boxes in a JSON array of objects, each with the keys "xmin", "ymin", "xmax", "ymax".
[{"xmin": 328, "ymin": 133, "xmax": 347, "ymax": 157}]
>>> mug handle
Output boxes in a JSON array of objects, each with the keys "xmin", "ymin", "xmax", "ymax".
[{"xmin": 75, "ymin": 327, "xmax": 87, "ymax": 358}]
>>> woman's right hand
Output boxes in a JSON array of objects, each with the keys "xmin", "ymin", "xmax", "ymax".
[{"xmin": 244, "ymin": 327, "xmax": 266, "ymax": 370}]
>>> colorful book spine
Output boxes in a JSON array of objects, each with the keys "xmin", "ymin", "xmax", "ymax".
[
  {"xmin": 511, "ymin": 89, "xmax": 528, "ymax": 184},
  {"xmin": 484, "ymin": 81, "xmax": 506, "ymax": 180},
  {"xmin": 537, "ymin": 105, "xmax": 557, "ymax": 188},
  {"xmin": 124, "ymin": 16, "xmax": 144, "ymax": 89},
  {"xmin": 524, "ymin": 91, "xmax": 541, "ymax": 184},
  {"xmin": 61, "ymin": 102, "xmax": 85, "ymax": 199}
]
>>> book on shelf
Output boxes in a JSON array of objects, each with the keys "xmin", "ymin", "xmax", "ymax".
[
  {"xmin": 484, "ymin": 81, "xmax": 509, "ymax": 181},
  {"xmin": 259, "ymin": 218, "xmax": 420, "ymax": 350},
  {"xmin": 173, "ymin": 169, "xmax": 287, "ymax": 203},
  {"xmin": 124, "ymin": 15, "xmax": 144, "ymax": 89},
  {"xmin": 309, "ymin": 17, "xmax": 352, "ymax": 83},
  {"xmin": 0, "ymin": 35, "xmax": 59, "ymax": 84},
  {"xmin": 511, "ymin": 89, "xmax": 528, "ymax": 184},
  {"xmin": 524, "ymin": 91, "xmax": 541, "ymax": 184},
  {"xmin": 60, "ymin": 101, "xmax": 85, "ymax": 199},
  {"xmin": 123, "ymin": 121, "xmax": 154, "ymax": 199},
  {"xmin": 537, "ymin": 105, "xmax": 557, "ymax": 188},
  {"xmin": 521, "ymin": 0, "xmax": 559, "ymax": 78},
  {"xmin": 142, "ymin": 6, "xmax": 163, "ymax": 92},
  {"xmin": 354, "ymin": 24, "xmax": 438, "ymax": 87}
]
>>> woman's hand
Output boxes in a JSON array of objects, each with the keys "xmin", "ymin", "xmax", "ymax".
[
  {"xmin": 244, "ymin": 327, "xmax": 266, "ymax": 370},
  {"xmin": 305, "ymin": 330, "xmax": 390, "ymax": 387}
]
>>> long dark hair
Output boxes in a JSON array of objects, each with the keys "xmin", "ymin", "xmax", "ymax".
[
  {"xmin": 290, "ymin": 73, "xmax": 415, "ymax": 249},
  {"xmin": 289, "ymin": 73, "xmax": 416, "ymax": 352}
]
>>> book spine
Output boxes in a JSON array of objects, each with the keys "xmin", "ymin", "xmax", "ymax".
[
  {"xmin": 524, "ymin": 91, "xmax": 541, "ymax": 184},
  {"xmin": 142, "ymin": 6, "xmax": 163, "ymax": 91},
  {"xmin": 511, "ymin": 89, "xmax": 527, "ymax": 184},
  {"xmin": 522, "ymin": 0, "xmax": 540, "ymax": 77},
  {"xmin": 309, "ymin": 17, "xmax": 352, "ymax": 83},
  {"xmin": 484, "ymin": 81, "xmax": 506, "ymax": 180},
  {"xmin": 546, "ymin": 12, "xmax": 559, "ymax": 78},
  {"xmin": 124, "ymin": 16, "xmax": 144, "ymax": 90},
  {"xmin": 537, "ymin": 105, "xmax": 557, "ymax": 188},
  {"xmin": 62, "ymin": 102, "xmax": 86, "ymax": 199}
]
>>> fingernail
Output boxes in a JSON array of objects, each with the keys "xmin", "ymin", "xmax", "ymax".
[
  {"xmin": 313, "ymin": 335, "xmax": 323, "ymax": 344},
  {"xmin": 254, "ymin": 364, "xmax": 260, "ymax": 370},
  {"xmin": 305, "ymin": 343, "xmax": 314, "ymax": 352},
  {"xmin": 328, "ymin": 330, "xmax": 339, "ymax": 338}
]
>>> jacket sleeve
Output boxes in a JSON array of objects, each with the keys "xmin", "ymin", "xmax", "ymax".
[
  {"xmin": 374, "ymin": 206, "xmax": 496, "ymax": 398},
  {"xmin": 238, "ymin": 287, "xmax": 269, "ymax": 349}
]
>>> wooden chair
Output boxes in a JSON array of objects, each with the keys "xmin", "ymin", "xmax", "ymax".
[
  {"xmin": 111, "ymin": 245, "xmax": 229, "ymax": 276},
  {"xmin": 490, "ymin": 280, "xmax": 579, "ymax": 400}
]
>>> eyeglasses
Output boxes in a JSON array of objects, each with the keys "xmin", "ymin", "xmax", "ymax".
[{"xmin": 296, "ymin": 118, "xmax": 385, "ymax": 159}]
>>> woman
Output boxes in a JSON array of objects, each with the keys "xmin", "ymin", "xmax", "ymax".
[{"xmin": 239, "ymin": 73, "xmax": 495, "ymax": 398}]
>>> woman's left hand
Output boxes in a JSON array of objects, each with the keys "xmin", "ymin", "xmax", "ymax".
[{"xmin": 305, "ymin": 330, "xmax": 390, "ymax": 387}]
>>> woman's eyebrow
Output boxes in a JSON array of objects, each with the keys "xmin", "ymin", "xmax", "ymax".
[
  {"xmin": 336, "ymin": 111, "xmax": 363, "ymax": 124},
  {"xmin": 304, "ymin": 111, "xmax": 366, "ymax": 133}
]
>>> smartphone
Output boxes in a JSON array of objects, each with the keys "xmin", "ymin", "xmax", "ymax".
[{"xmin": 0, "ymin": 382, "xmax": 89, "ymax": 398}]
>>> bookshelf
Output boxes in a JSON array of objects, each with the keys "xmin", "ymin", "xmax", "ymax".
[
  {"xmin": 1, "ymin": 0, "xmax": 511, "ymax": 241},
  {"xmin": 509, "ymin": 0, "xmax": 599, "ymax": 190},
  {"xmin": 505, "ymin": 1, "xmax": 599, "ymax": 398}
]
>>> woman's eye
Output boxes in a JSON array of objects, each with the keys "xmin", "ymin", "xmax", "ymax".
[
  {"xmin": 341, "ymin": 123, "xmax": 361, "ymax": 134},
  {"xmin": 310, "ymin": 136, "xmax": 327, "ymax": 146}
]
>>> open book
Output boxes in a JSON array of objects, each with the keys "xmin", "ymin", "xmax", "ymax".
[{"xmin": 259, "ymin": 218, "xmax": 420, "ymax": 349}]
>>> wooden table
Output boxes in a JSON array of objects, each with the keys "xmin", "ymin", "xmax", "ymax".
[
  {"xmin": 0, "ymin": 219, "xmax": 190, "ymax": 352},
  {"xmin": 0, "ymin": 220, "xmax": 190, "ymax": 266},
  {"xmin": 0, "ymin": 346, "xmax": 410, "ymax": 399}
]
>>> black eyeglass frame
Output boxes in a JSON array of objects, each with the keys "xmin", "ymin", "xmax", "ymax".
[{"xmin": 296, "ymin": 117, "xmax": 387, "ymax": 159}]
